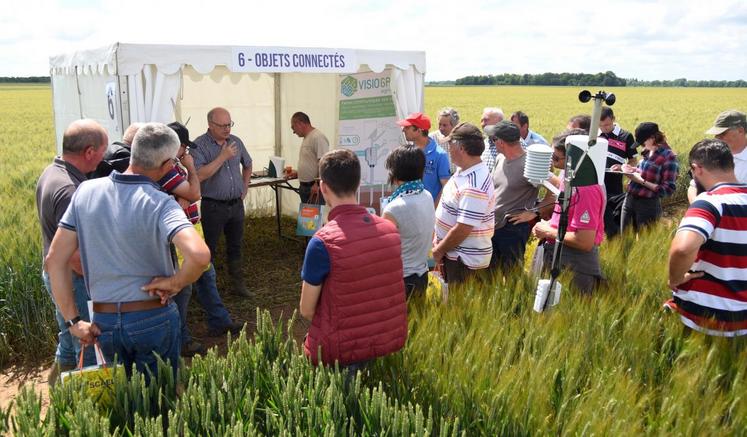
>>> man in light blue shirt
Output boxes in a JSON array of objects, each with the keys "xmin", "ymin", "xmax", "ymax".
[
  {"xmin": 398, "ymin": 112, "xmax": 451, "ymax": 203},
  {"xmin": 511, "ymin": 111, "xmax": 548, "ymax": 147}
]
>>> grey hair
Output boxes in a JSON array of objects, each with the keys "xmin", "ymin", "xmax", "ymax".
[
  {"xmin": 130, "ymin": 123, "xmax": 180, "ymax": 170},
  {"xmin": 122, "ymin": 122, "xmax": 145, "ymax": 145},
  {"xmin": 437, "ymin": 107, "xmax": 460, "ymax": 127},
  {"xmin": 62, "ymin": 119, "xmax": 108, "ymax": 155},
  {"xmin": 483, "ymin": 107, "xmax": 504, "ymax": 121}
]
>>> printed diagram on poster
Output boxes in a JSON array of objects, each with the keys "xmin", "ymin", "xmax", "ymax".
[{"xmin": 337, "ymin": 70, "xmax": 402, "ymax": 187}]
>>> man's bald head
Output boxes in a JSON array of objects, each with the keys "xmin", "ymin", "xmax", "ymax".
[
  {"xmin": 206, "ymin": 107, "xmax": 233, "ymax": 143},
  {"xmin": 207, "ymin": 107, "xmax": 230, "ymax": 123},
  {"xmin": 122, "ymin": 123, "xmax": 145, "ymax": 145},
  {"xmin": 62, "ymin": 119, "xmax": 108, "ymax": 155}
]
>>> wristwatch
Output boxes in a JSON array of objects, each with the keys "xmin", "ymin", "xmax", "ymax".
[{"xmin": 65, "ymin": 316, "xmax": 82, "ymax": 328}]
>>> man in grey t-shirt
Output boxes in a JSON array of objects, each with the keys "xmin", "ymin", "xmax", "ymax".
[
  {"xmin": 46, "ymin": 123, "xmax": 211, "ymax": 380},
  {"xmin": 484, "ymin": 121, "xmax": 540, "ymax": 270},
  {"xmin": 192, "ymin": 107, "xmax": 253, "ymax": 298},
  {"xmin": 291, "ymin": 111, "xmax": 329, "ymax": 204},
  {"xmin": 36, "ymin": 119, "xmax": 108, "ymax": 378}
]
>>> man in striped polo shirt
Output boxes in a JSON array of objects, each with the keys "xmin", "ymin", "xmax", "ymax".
[
  {"xmin": 666, "ymin": 139, "xmax": 747, "ymax": 336},
  {"xmin": 433, "ymin": 122, "xmax": 496, "ymax": 284}
]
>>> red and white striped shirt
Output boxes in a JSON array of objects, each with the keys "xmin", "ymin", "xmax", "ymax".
[{"xmin": 665, "ymin": 183, "xmax": 747, "ymax": 336}]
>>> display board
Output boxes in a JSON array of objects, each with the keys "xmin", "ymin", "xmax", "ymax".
[{"xmin": 337, "ymin": 69, "xmax": 403, "ymax": 186}]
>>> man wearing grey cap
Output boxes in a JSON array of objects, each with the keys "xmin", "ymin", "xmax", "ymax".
[
  {"xmin": 688, "ymin": 110, "xmax": 747, "ymax": 203},
  {"xmin": 484, "ymin": 121, "xmax": 541, "ymax": 271}
]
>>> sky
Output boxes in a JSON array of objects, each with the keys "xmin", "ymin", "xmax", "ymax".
[{"xmin": 1, "ymin": 0, "xmax": 746, "ymax": 81}]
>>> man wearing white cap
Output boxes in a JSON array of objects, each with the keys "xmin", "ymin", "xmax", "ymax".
[{"xmin": 688, "ymin": 110, "xmax": 747, "ymax": 203}]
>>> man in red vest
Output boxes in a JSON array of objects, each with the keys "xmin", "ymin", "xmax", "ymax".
[{"xmin": 299, "ymin": 149, "xmax": 407, "ymax": 369}]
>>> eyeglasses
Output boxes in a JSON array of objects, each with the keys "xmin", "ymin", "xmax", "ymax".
[{"xmin": 210, "ymin": 121, "xmax": 235, "ymax": 129}]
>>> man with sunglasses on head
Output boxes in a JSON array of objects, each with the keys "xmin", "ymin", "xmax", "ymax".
[
  {"xmin": 192, "ymin": 107, "xmax": 253, "ymax": 298},
  {"xmin": 688, "ymin": 110, "xmax": 747, "ymax": 203}
]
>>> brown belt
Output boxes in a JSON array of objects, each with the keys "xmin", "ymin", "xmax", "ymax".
[{"xmin": 93, "ymin": 300, "xmax": 165, "ymax": 314}]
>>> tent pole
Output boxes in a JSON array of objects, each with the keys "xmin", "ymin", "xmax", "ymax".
[
  {"xmin": 273, "ymin": 73, "xmax": 283, "ymax": 216},
  {"xmin": 118, "ymin": 75, "xmax": 130, "ymax": 140},
  {"xmin": 274, "ymin": 73, "xmax": 282, "ymax": 157}
]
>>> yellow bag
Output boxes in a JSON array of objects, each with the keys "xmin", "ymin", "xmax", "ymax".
[
  {"xmin": 175, "ymin": 222, "xmax": 211, "ymax": 272},
  {"xmin": 60, "ymin": 342, "xmax": 121, "ymax": 408}
]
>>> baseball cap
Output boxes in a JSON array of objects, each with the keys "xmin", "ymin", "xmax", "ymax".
[
  {"xmin": 397, "ymin": 112, "xmax": 431, "ymax": 131},
  {"xmin": 705, "ymin": 110, "xmax": 747, "ymax": 135},
  {"xmin": 484, "ymin": 121, "xmax": 521, "ymax": 142},
  {"xmin": 634, "ymin": 122, "xmax": 659, "ymax": 146},
  {"xmin": 168, "ymin": 121, "xmax": 195, "ymax": 148}
]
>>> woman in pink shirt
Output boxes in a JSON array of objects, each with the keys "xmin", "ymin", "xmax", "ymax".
[{"xmin": 532, "ymin": 129, "xmax": 605, "ymax": 294}]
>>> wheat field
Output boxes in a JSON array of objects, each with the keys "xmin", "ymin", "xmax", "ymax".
[{"xmin": 2, "ymin": 84, "xmax": 747, "ymax": 435}]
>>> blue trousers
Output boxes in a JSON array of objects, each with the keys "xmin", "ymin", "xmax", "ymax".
[
  {"xmin": 193, "ymin": 264, "xmax": 234, "ymax": 331},
  {"xmin": 42, "ymin": 270, "xmax": 96, "ymax": 367},
  {"xmin": 172, "ymin": 284, "xmax": 193, "ymax": 345},
  {"xmin": 94, "ymin": 302, "xmax": 181, "ymax": 380}
]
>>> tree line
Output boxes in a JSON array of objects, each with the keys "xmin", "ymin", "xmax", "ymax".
[
  {"xmin": 437, "ymin": 71, "xmax": 746, "ymax": 87},
  {"xmin": 0, "ymin": 76, "xmax": 51, "ymax": 83}
]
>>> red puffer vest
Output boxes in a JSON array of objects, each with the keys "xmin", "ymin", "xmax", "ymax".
[{"xmin": 304, "ymin": 204, "xmax": 407, "ymax": 366}]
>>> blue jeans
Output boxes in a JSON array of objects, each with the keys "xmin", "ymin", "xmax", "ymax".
[
  {"xmin": 93, "ymin": 302, "xmax": 181, "ymax": 380},
  {"xmin": 489, "ymin": 222, "xmax": 531, "ymax": 270},
  {"xmin": 42, "ymin": 270, "xmax": 96, "ymax": 367},
  {"xmin": 194, "ymin": 264, "xmax": 234, "ymax": 331},
  {"xmin": 172, "ymin": 284, "xmax": 193, "ymax": 345}
]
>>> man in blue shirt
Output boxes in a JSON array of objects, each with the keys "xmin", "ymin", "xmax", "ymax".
[
  {"xmin": 510, "ymin": 111, "xmax": 548, "ymax": 147},
  {"xmin": 398, "ymin": 112, "xmax": 450, "ymax": 203}
]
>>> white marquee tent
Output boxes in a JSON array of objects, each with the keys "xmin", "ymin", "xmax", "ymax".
[{"xmin": 49, "ymin": 43, "xmax": 426, "ymax": 215}]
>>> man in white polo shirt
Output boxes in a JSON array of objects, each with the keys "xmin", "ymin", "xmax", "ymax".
[
  {"xmin": 688, "ymin": 110, "xmax": 747, "ymax": 202},
  {"xmin": 433, "ymin": 122, "xmax": 496, "ymax": 284}
]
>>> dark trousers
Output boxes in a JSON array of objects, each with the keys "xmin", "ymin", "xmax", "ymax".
[
  {"xmin": 299, "ymin": 182, "xmax": 324, "ymax": 205},
  {"xmin": 622, "ymin": 195, "xmax": 662, "ymax": 231},
  {"xmin": 489, "ymin": 222, "xmax": 530, "ymax": 270},
  {"xmin": 604, "ymin": 193, "xmax": 626, "ymax": 239},
  {"xmin": 404, "ymin": 272, "xmax": 428, "ymax": 299},
  {"xmin": 201, "ymin": 198, "xmax": 245, "ymax": 263},
  {"xmin": 443, "ymin": 257, "xmax": 477, "ymax": 285}
]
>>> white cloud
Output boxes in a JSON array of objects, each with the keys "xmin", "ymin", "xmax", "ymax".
[{"xmin": 0, "ymin": 0, "xmax": 744, "ymax": 80}]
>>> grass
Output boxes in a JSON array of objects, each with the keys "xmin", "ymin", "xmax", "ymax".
[
  {"xmin": 0, "ymin": 84, "xmax": 59, "ymax": 366},
  {"xmin": 368, "ymin": 224, "xmax": 747, "ymax": 435},
  {"xmin": 6, "ymin": 310, "xmax": 462, "ymax": 436},
  {"xmin": 2, "ymin": 83, "xmax": 747, "ymax": 434}
]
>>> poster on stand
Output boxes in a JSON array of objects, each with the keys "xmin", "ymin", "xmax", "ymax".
[{"xmin": 337, "ymin": 70, "xmax": 402, "ymax": 188}]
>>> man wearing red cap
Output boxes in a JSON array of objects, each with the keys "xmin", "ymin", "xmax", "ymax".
[{"xmin": 398, "ymin": 112, "xmax": 451, "ymax": 204}]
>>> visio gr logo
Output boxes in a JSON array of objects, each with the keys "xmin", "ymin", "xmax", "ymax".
[{"xmin": 341, "ymin": 76, "xmax": 357, "ymax": 97}]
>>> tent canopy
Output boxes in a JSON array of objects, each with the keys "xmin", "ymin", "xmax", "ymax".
[{"xmin": 49, "ymin": 43, "xmax": 426, "ymax": 215}]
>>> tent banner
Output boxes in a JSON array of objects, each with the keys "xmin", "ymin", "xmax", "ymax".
[
  {"xmin": 231, "ymin": 47, "xmax": 357, "ymax": 73},
  {"xmin": 337, "ymin": 70, "xmax": 402, "ymax": 186}
]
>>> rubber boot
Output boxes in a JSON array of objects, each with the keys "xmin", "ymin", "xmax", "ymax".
[{"xmin": 228, "ymin": 260, "xmax": 253, "ymax": 298}]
